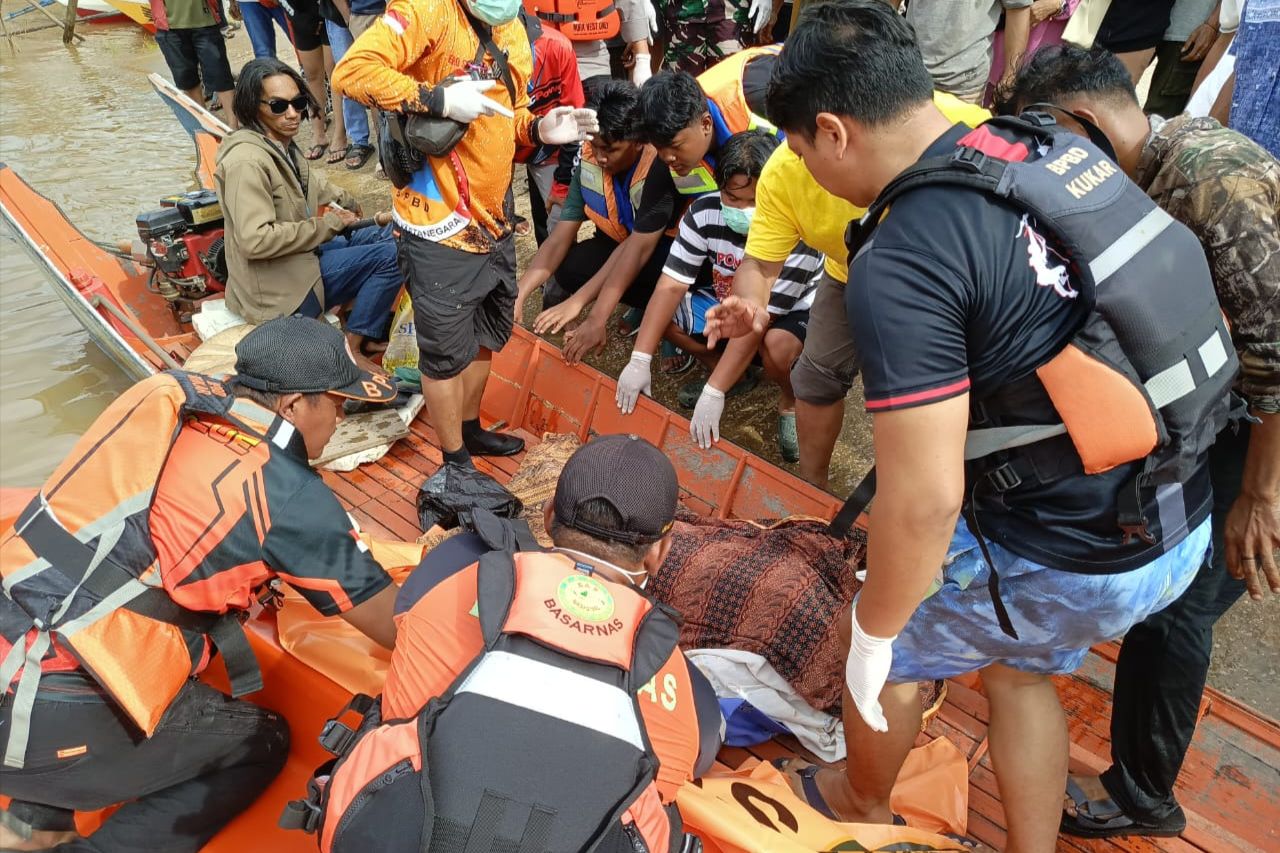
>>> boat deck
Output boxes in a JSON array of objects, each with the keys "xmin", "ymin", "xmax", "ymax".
[{"xmin": 322, "ymin": 411, "xmax": 1280, "ymax": 853}]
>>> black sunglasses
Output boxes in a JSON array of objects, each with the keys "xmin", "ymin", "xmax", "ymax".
[{"xmin": 260, "ymin": 96, "xmax": 310, "ymax": 116}]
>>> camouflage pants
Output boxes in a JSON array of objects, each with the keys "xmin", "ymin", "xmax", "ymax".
[{"xmin": 663, "ymin": 17, "xmax": 751, "ymax": 75}]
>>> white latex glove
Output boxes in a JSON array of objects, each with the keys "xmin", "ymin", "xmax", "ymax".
[
  {"xmin": 631, "ymin": 54, "xmax": 653, "ymax": 86},
  {"xmin": 616, "ymin": 352, "xmax": 653, "ymax": 414},
  {"xmin": 845, "ymin": 607, "xmax": 897, "ymax": 733},
  {"xmin": 439, "ymin": 78, "xmax": 514, "ymax": 122},
  {"xmin": 690, "ymin": 385, "xmax": 725, "ymax": 449},
  {"xmin": 748, "ymin": 0, "xmax": 771, "ymax": 32},
  {"xmin": 645, "ymin": 0, "xmax": 659, "ymax": 36},
  {"xmin": 539, "ymin": 107, "xmax": 600, "ymax": 145}
]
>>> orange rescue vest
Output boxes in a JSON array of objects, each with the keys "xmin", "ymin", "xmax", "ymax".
[
  {"xmin": 521, "ymin": 0, "xmax": 619, "ymax": 40},
  {"xmin": 0, "ymin": 372, "xmax": 272, "ymax": 768},
  {"xmin": 672, "ymin": 44, "xmax": 783, "ymax": 197},
  {"xmin": 580, "ymin": 141, "xmax": 661, "ymax": 242},
  {"xmin": 283, "ymin": 544, "xmax": 697, "ymax": 852}
]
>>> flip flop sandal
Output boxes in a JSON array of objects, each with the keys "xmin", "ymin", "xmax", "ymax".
[
  {"xmin": 345, "ymin": 143, "xmax": 376, "ymax": 170},
  {"xmin": 677, "ymin": 369, "xmax": 759, "ymax": 409},
  {"xmin": 326, "ymin": 144, "xmax": 351, "ymax": 165},
  {"xmin": 660, "ymin": 340, "xmax": 694, "ymax": 375},
  {"xmin": 616, "ymin": 306, "xmax": 643, "ymax": 337},
  {"xmin": 778, "ymin": 410, "xmax": 799, "ymax": 463},
  {"xmin": 304, "ymin": 143, "xmax": 330, "ymax": 161},
  {"xmin": 1060, "ymin": 778, "xmax": 1185, "ymax": 838}
]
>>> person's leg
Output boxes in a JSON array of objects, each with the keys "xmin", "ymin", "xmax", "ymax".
[
  {"xmin": 761, "ymin": 323, "xmax": 803, "ymax": 411},
  {"xmin": 823, "ymin": 678, "xmax": 923, "ymax": 823},
  {"xmin": 463, "ymin": 235, "xmax": 524, "ymax": 455},
  {"xmin": 326, "ymin": 21, "xmax": 370, "ymax": 148},
  {"xmin": 982, "ymin": 663, "xmax": 1069, "ymax": 853},
  {"xmin": 191, "ymin": 26, "xmax": 238, "ymax": 127},
  {"xmin": 294, "ymin": 45, "xmax": 330, "ymax": 149},
  {"xmin": 319, "ymin": 224, "xmax": 401, "ymax": 342},
  {"xmin": 1144, "ymin": 39, "xmax": 1203, "ymax": 117},
  {"xmin": 321, "ymin": 36, "xmax": 347, "ymax": 158},
  {"xmin": 238, "ymin": 0, "xmax": 277, "ymax": 57},
  {"xmin": 526, "ymin": 162, "xmax": 555, "ymax": 246},
  {"xmin": 541, "ymin": 233, "xmax": 620, "ymax": 307},
  {"xmin": 618, "ymin": 234, "xmax": 678, "ymax": 310},
  {"xmin": 788, "ymin": 273, "xmax": 858, "ymax": 489},
  {"xmin": 1087, "ymin": 423, "xmax": 1250, "ymax": 829},
  {"xmin": 155, "ymin": 29, "xmax": 204, "ymax": 104},
  {"xmin": 1, "ymin": 681, "xmax": 288, "ymax": 853}
]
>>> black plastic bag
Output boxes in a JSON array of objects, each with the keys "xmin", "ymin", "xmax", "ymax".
[{"xmin": 416, "ymin": 463, "xmax": 522, "ymax": 532}]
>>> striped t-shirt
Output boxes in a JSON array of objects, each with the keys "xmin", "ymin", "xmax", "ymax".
[{"xmin": 662, "ymin": 195, "xmax": 823, "ymax": 316}]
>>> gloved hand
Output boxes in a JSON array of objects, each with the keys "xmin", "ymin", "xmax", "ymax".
[
  {"xmin": 538, "ymin": 107, "xmax": 600, "ymax": 145},
  {"xmin": 631, "ymin": 53, "xmax": 653, "ymax": 86},
  {"xmin": 438, "ymin": 78, "xmax": 514, "ymax": 122},
  {"xmin": 844, "ymin": 607, "xmax": 897, "ymax": 733},
  {"xmin": 690, "ymin": 384, "xmax": 725, "ymax": 449},
  {"xmin": 616, "ymin": 352, "xmax": 653, "ymax": 414},
  {"xmin": 748, "ymin": 0, "xmax": 772, "ymax": 32},
  {"xmin": 645, "ymin": 0, "xmax": 659, "ymax": 36}
]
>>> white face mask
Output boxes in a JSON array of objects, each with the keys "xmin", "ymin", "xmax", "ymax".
[{"xmin": 613, "ymin": 564, "xmax": 650, "ymax": 590}]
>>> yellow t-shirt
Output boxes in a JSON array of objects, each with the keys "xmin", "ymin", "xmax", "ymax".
[{"xmin": 746, "ymin": 92, "xmax": 991, "ymax": 283}]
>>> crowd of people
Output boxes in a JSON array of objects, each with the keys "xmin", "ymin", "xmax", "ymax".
[{"xmin": 1, "ymin": 0, "xmax": 1277, "ymax": 850}]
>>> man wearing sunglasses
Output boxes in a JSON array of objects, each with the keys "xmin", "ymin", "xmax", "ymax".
[
  {"xmin": 0, "ymin": 317, "xmax": 399, "ymax": 852},
  {"xmin": 332, "ymin": 0, "xmax": 597, "ymax": 470},
  {"xmin": 217, "ymin": 58, "xmax": 403, "ymax": 357}
]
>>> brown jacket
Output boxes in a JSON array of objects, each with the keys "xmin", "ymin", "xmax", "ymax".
[{"xmin": 215, "ymin": 129, "xmax": 358, "ymax": 323}]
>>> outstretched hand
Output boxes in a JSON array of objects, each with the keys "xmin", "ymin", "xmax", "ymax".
[
  {"xmin": 563, "ymin": 318, "xmax": 607, "ymax": 364},
  {"xmin": 704, "ymin": 296, "xmax": 769, "ymax": 347},
  {"xmin": 533, "ymin": 298, "xmax": 584, "ymax": 335}
]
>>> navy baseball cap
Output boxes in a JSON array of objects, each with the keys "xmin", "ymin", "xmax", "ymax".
[{"xmin": 234, "ymin": 316, "xmax": 398, "ymax": 403}]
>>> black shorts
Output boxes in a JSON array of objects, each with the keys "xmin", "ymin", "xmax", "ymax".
[
  {"xmin": 284, "ymin": 0, "xmax": 329, "ymax": 51},
  {"xmin": 397, "ymin": 232, "xmax": 517, "ymax": 380},
  {"xmin": 155, "ymin": 26, "xmax": 235, "ymax": 93},
  {"xmin": 1095, "ymin": 0, "xmax": 1177, "ymax": 53},
  {"xmin": 769, "ymin": 308, "xmax": 809, "ymax": 344}
]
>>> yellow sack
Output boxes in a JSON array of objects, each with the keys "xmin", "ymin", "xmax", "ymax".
[
  {"xmin": 382, "ymin": 291, "xmax": 418, "ymax": 374},
  {"xmin": 678, "ymin": 751, "xmax": 969, "ymax": 852}
]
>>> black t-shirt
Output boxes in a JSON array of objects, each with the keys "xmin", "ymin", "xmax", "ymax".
[
  {"xmin": 846, "ymin": 124, "xmax": 1212, "ymax": 573},
  {"xmin": 633, "ymin": 164, "xmax": 686, "ymax": 235}
]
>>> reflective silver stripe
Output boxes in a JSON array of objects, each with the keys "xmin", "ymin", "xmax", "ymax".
[
  {"xmin": 54, "ymin": 577, "xmax": 152, "ymax": 639},
  {"xmin": 1089, "ymin": 207, "xmax": 1175, "ymax": 285},
  {"xmin": 456, "ymin": 650, "xmax": 645, "ymax": 751},
  {"xmin": 964, "ymin": 423, "xmax": 1068, "ymax": 461},
  {"xmin": 1145, "ymin": 360, "xmax": 1196, "ymax": 410},
  {"xmin": 1155, "ymin": 482, "xmax": 1188, "ymax": 549},
  {"xmin": 3, "ymin": 631, "xmax": 51, "ymax": 769},
  {"xmin": 1198, "ymin": 329, "xmax": 1229, "ymax": 378}
]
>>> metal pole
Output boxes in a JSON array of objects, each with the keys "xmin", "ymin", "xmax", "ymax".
[{"xmin": 60, "ymin": 0, "xmax": 76, "ymax": 43}]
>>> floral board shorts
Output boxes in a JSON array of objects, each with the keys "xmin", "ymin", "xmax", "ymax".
[{"xmin": 879, "ymin": 518, "xmax": 1211, "ymax": 682}]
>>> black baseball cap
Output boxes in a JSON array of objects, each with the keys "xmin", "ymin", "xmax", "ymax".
[
  {"xmin": 234, "ymin": 316, "xmax": 399, "ymax": 403},
  {"xmin": 554, "ymin": 434, "xmax": 679, "ymax": 545}
]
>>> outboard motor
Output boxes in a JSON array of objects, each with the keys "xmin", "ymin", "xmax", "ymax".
[{"xmin": 134, "ymin": 190, "xmax": 227, "ymax": 323}]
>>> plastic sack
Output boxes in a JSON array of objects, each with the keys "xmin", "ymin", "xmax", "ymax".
[
  {"xmin": 676, "ymin": 750, "xmax": 969, "ymax": 853},
  {"xmin": 416, "ymin": 463, "xmax": 522, "ymax": 532},
  {"xmin": 382, "ymin": 291, "xmax": 418, "ymax": 375}
]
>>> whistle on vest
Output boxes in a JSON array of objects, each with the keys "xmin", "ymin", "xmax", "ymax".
[{"xmin": 257, "ymin": 580, "xmax": 286, "ymax": 611}]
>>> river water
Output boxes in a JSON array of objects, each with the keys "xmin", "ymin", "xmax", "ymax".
[{"xmin": 0, "ymin": 23, "xmax": 198, "ymax": 486}]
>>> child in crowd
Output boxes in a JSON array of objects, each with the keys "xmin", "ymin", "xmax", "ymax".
[{"xmin": 615, "ymin": 131, "xmax": 821, "ymax": 462}]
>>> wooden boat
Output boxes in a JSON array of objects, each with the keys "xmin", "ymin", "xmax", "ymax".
[
  {"xmin": 47, "ymin": 0, "xmax": 133, "ymax": 25},
  {"xmin": 0, "ymin": 83, "xmax": 1277, "ymax": 853}
]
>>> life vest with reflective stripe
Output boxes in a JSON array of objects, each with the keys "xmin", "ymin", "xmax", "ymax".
[
  {"xmin": 0, "ymin": 371, "xmax": 273, "ymax": 769},
  {"xmin": 673, "ymin": 45, "xmax": 783, "ymax": 197},
  {"xmin": 284, "ymin": 547, "xmax": 694, "ymax": 853},
  {"xmin": 844, "ymin": 114, "xmax": 1237, "ymax": 548},
  {"xmin": 580, "ymin": 141, "xmax": 660, "ymax": 242},
  {"xmin": 521, "ymin": 0, "xmax": 618, "ymax": 40}
]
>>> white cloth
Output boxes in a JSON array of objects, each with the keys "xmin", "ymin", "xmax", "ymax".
[
  {"xmin": 1186, "ymin": 50, "xmax": 1236, "ymax": 116},
  {"xmin": 686, "ymin": 648, "xmax": 847, "ymax": 762}
]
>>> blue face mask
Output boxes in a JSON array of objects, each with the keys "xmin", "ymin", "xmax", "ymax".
[
  {"xmin": 465, "ymin": 0, "xmax": 519, "ymax": 25},
  {"xmin": 722, "ymin": 204, "xmax": 756, "ymax": 236}
]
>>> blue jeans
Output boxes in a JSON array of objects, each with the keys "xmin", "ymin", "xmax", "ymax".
[
  {"xmin": 239, "ymin": 0, "xmax": 291, "ymax": 59},
  {"xmin": 325, "ymin": 19, "xmax": 370, "ymax": 147},
  {"xmin": 299, "ymin": 223, "xmax": 401, "ymax": 339}
]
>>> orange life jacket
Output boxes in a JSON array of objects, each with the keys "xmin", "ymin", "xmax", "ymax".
[
  {"xmin": 580, "ymin": 141, "xmax": 661, "ymax": 242},
  {"xmin": 0, "ymin": 371, "xmax": 272, "ymax": 769},
  {"xmin": 672, "ymin": 44, "xmax": 783, "ymax": 197},
  {"xmin": 283, "ymin": 544, "xmax": 698, "ymax": 853},
  {"xmin": 520, "ymin": 0, "xmax": 618, "ymax": 41}
]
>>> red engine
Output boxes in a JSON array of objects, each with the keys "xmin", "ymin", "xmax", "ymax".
[{"xmin": 135, "ymin": 190, "xmax": 228, "ymax": 323}]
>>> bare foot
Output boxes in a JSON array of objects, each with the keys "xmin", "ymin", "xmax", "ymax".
[
  {"xmin": 1063, "ymin": 772, "xmax": 1111, "ymax": 818},
  {"xmin": 778, "ymin": 759, "xmax": 892, "ymax": 824}
]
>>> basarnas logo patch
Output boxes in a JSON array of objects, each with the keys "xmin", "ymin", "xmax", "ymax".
[{"xmin": 556, "ymin": 574, "xmax": 615, "ymax": 623}]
